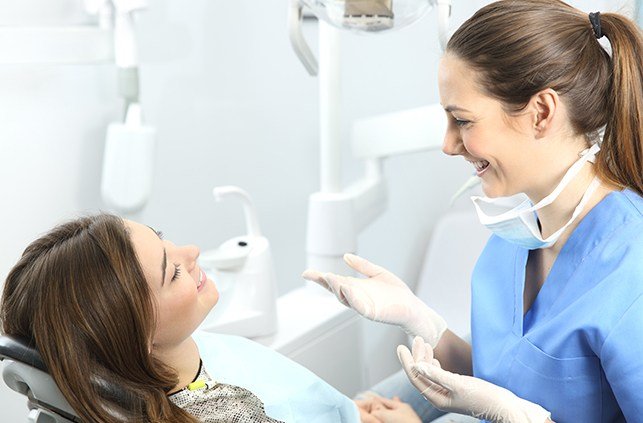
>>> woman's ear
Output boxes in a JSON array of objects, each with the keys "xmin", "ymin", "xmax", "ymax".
[{"xmin": 531, "ymin": 88, "xmax": 559, "ymax": 139}]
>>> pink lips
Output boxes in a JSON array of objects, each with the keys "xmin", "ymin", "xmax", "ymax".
[{"xmin": 197, "ymin": 268, "xmax": 207, "ymax": 292}]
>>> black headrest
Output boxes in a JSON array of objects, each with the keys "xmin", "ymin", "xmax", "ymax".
[
  {"xmin": 1, "ymin": 334, "xmax": 147, "ymax": 413},
  {"xmin": 0, "ymin": 334, "xmax": 48, "ymax": 372}
]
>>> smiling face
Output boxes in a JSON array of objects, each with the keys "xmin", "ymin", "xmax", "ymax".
[
  {"xmin": 438, "ymin": 54, "xmax": 546, "ymax": 198},
  {"xmin": 125, "ymin": 220, "xmax": 219, "ymax": 349}
]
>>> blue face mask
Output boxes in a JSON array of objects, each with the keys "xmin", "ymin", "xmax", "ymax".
[
  {"xmin": 192, "ymin": 331, "xmax": 359, "ymax": 423},
  {"xmin": 471, "ymin": 143, "xmax": 601, "ymax": 250}
]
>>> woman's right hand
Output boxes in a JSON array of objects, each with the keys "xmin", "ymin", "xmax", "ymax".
[
  {"xmin": 370, "ymin": 397, "xmax": 422, "ymax": 423},
  {"xmin": 302, "ymin": 253, "xmax": 447, "ymax": 348}
]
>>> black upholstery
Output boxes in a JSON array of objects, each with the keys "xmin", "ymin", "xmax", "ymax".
[
  {"xmin": 0, "ymin": 334, "xmax": 47, "ymax": 372},
  {"xmin": 1, "ymin": 333, "xmax": 144, "ymax": 419},
  {"xmin": 2, "ymin": 334, "xmax": 136, "ymax": 412}
]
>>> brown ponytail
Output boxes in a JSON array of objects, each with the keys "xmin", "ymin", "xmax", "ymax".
[
  {"xmin": 1, "ymin": 214, "xmax": 199, "ymax": 423},
  {"xmin": 596, "ymin": 12, "xmax": 643, "ymax": 195},
  {"xmin": 446, "ymin": 0, "xmax": 643, "ymax": 195}
]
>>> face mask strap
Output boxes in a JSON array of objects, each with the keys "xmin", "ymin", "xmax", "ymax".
[
  {"xmin": 526, "ymin": 176, "xmax": 602, "ymax": 245},
  {"xmin": 528, "ymin": 143, "xmax": 600, "ymax": 211},
  {"xmin": 471, "ymin": 143, "xmax": 600, "ymax": 223}
]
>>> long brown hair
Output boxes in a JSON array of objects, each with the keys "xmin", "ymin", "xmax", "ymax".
[
  {"xmin": 1, "ymin": 214, "xmax": 199, "ymax": 423},
  {"xmin": 447, "ymin": 0, "xmax": 643, "ymax": 195}
]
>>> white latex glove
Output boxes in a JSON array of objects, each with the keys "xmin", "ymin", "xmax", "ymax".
[
  {"xmin": 302, "ymin": 253, "xmax": 447, "ymax": 348},
  {"xmin": 397, "ymin": 336, "xmax": 552, "ymax": 423}
]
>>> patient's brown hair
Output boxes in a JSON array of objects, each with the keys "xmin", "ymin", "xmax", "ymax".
[
  {"xmin": 1, "ymin": 214, "xmax": 198, "ymax": 422},
  {"xmin": 447, "ymin": 0, "xmax": 643, "ymax": 195}
]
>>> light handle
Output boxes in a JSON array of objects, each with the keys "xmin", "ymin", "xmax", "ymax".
[{"xmin": 289, "ymin": 0, "xmax": 318, "ymax": 75}]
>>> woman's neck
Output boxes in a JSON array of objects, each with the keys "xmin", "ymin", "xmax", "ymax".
[
  {"xmin": 154, "ymin": 337, "xmax": 201, "ymax": 394},
  {"xmin": 534, "ymin": 163, "xmax": 613, "ymax": 254}
]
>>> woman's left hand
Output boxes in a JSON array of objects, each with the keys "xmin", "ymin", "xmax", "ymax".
[
  {"xmin": 398, "ymin": 336, "xmax": 553, "ymax": 423},
  {"xmin": 355, "ymin": 395, "xmax": 421, "ymax": 423}
]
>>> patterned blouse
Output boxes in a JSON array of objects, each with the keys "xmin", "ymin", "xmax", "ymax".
[{"xmin": 168, "ymin": 360, "xmax": 284, "ymax": 423}]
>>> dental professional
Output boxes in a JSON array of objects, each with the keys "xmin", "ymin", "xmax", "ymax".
[{"xmin": 304, "ymin": 1, "xmax": 643, "ymax": 422}]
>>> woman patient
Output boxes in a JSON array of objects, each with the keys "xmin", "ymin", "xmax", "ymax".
[
  {"xmin": 0, "ymin": 213, "xmax": 416, "ymax": 422},
  {"xmin": 0, "ymin": 214, "xmax": 359, "ymax": 423}
]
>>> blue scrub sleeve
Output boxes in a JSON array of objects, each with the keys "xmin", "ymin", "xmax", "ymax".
[{"xmin": 600, "ymin": 293, "xmax": 643, "ymax": 421}]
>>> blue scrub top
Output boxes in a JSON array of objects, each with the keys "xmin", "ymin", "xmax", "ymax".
[{"xmin": 471, "ymin": 189, "xmax": 643, "ymax": 423}]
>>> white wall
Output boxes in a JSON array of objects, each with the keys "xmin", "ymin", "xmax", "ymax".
[{"xmin": 0, "ymin": 0, "xmax": 630, "ymax": 420}]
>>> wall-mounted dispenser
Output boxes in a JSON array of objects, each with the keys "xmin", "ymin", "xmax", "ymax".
[
  {"xmin": 198, "ymin": 186, "xmax": 278, "ymax": 338},
  {"xmin": 100, "ymin": 0, "xmax": 156, "ymax": 214}
]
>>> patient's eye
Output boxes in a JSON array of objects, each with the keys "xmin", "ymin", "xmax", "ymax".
[
  {"xmin": 172, "ymin": 264, "xmax": 182, "ymax": 282},
  {"xmin": 454, "ymin": 118, "xmax": 471, "ymax": 127}
]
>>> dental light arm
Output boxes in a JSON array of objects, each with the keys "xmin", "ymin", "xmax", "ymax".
[
  {"xmin": 289, "ymin": 0, "xmax": 318, "ymax": 76},
  {"xmin": 289, "ymin": 0, "xmax": 453, "ymax": 76},
  {"xmin": 306, "ymin": 105, "xmax": 448, "ymax": 274},
  {"xmin": 351, "ymin": 104, "xmax": 447, "ymax": 159},
  {"xmin": 289, "ymin": 0, "xmax": 453, "ymax": 275}
]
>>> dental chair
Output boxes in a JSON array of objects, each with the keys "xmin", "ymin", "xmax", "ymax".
[
  {"xmin": 0, "ymin": 335, "xmax": 80, "ymax": 422},
  {"xmin": 0, "ymin": 211, "xmax": 490, "ymax": 423}
]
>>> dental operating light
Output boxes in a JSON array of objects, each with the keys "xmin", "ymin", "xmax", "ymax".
[
  {"xmin": 300, "ymin": 0, "xmax": 434, "ymax": 32},
  {"xmin": 290, "ymin": 0, "xmax": 451, "ymax": 76}
]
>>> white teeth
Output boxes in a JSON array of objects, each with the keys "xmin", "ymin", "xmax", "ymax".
[{"xmin": 471, "ymin": 160, "xmax": 489, "ymax": 172}]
